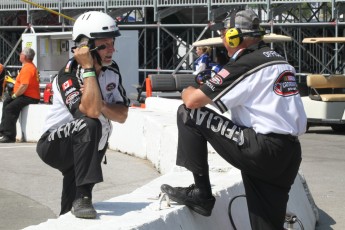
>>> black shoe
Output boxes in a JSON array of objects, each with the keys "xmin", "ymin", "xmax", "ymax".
[
  {"xmin": 71, "ymin": 196, "xmax": 97, "ymax": 219},
  {"xmin": 161, "ymin": 184, "xmax": 215, "ymax": 217},
  {"xmin": 0, "ymin": 136, "xmax": 15, "ymax": 143}
]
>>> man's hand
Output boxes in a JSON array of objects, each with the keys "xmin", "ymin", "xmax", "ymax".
[
  {"xmin": 73, "ymin": 46, "xmax": 94, "ymax": 69},
  {"xmin": 74, "ymin": 46, "xmax": 103, "ymax": 118},
  {"xmin": 182, "ymin": 86, "xmax": 211, "ymax": 109}
]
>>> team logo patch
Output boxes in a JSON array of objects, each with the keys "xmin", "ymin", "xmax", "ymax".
[
  {"xmin": 209, "ymin": 75, "xmax": 223, "ymax": 85},
  {"xmin": 273, "ymin": 71, "xmax": 299, "ymax": 96},
  {"xmin": 106, "ymin": 82, "xmax": 116, "ymax": 91},
  {"xmin": 62, "ymin": 79, "xmax": 72, "ymax": 91}
]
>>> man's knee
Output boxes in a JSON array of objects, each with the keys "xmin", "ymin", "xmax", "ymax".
[
  {"xmin": 83, "ymin": 117, "xmax": 101, "ymax": 132},
  {"xmin": 75, "ymin": 117, "xmax": 102, "ymax": 141},
  {"xmin": 177, "ymin": 104, "xmax": 191, "ymax": 124}
]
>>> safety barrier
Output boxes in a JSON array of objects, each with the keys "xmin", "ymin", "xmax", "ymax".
[{"xmin": 0, "ymin": 98, "xmax": 318, "ymax": 230}]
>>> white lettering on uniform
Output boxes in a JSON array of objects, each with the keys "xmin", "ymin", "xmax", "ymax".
[
  {"xmin": 205, "ymin": 81, "xmax": 215, "ymax": 91},
  {"xmin": 195, "ymin": 109, "xmax": 209, "ymax": 125},
  {"xmin": 191, "ymin": 108, "xmax": 244, "ymax": 145},
  {"xmin": 211, "ymin": 116, "xmax": 223, "ymax": 132},
  {"xmin": 263, "ymin": 51, "xmax": 283, "ymax": 58},
  {"xmin": 47, "ymin": 119, "xmax": 87, "ymax": 142}
]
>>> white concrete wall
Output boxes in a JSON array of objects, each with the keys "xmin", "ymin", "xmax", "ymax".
[{"xmin": 0, "ymin": 98, "xmax": 318, "ymax": 230}]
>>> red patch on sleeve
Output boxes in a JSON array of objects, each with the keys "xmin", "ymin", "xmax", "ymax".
[{"xmin": 62, "ymin": 79, "xmax": 72, "ymax": 91}]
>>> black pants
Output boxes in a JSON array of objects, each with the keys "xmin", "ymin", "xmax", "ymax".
[
  {"xmin": 0, "ymin": 95, "xmax": 39, "ymax": 139},
  {"xmin": 176, "ymin": 104, "xmax": 302, "ymax": 230},
  {"xmin": 36, "ymin": 117, "xmax": 106, "ymax": 215}
]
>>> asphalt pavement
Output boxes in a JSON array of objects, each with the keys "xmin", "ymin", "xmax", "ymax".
[
  {"xmin": 0, "ymin": 126, "xmax": 344, "ymax": 230},
  {"xmin": 0, "ymin": 144, "xmax": 160, "ymax": 230}
]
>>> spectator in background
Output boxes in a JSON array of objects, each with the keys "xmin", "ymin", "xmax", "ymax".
[
  {"xmin": 211, "ymin": 49, "xmax": 229, "ymax": 77},
  {"xmin": 193, "ymin": 46, "xmax": 212, "ymax": 75},
  {"xmin": 0, "ymin": 47, "xmax": 40, "ymax": 143},
  {"xmin": 0, "ymin": 63, "xmax": 4, "ymax": 97}
]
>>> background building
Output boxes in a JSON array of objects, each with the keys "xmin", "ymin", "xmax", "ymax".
[{"xmin": 1, "ymin": 0, "xmax": 345, "ymax": 85}]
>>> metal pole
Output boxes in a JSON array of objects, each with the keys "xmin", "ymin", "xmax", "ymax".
[
  {"xmin": 144, "ymin": 7, "xmax": 147, "ymax": 79},
  {"xmin": 4, "ymin": 27, "xmax": 30, "ymax": 67},
  {"xmin": 154, "ymin": 0, "xmax": 157, "ymax": 22},
  {"xmin": 157, "ymin": 22, "xmax": 161, "ymax": 73},
  {"xmin": 333, "ymin": 1, "xmax": 339, "ymax": 73},
  {"xmin": 21, "ymin": 0, "xmax": 76, "ymax": 22},
  {"xmin": 207, "ymin": 0, "xmax": 211, "ymax": 21},
  {"xmin": 172, "ymin": 24, "xmax": 210, "ymax": 75}
]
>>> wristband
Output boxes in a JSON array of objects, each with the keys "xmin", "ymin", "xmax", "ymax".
[
  {"xmin": 82, "ymin": 71, "xmax": 96, "ymax": 79},
  {"xmin": 83, "ymin": 68, "xmax": 95, "ymax": 73},
  {"xmin": 11, "ymin": 94, "xmax": 17, "ymax": 99}
]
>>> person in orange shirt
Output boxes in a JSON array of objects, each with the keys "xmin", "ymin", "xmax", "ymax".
[
  {"xmin": 0, "ymin": 63, "xmax": 4, "ymax": 97},
  {"xmin": 0, "ymin": 47, "xmax": 40, "ymax": 143}
]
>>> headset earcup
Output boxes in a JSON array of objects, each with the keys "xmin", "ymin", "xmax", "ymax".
[{"xmin": 226, "ymin": 28, "xmax": 242, "ymax": 48}]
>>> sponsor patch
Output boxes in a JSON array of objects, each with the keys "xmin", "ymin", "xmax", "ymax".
[
  {"xmin": 106, "ymin": 82, "xmax": 116, "ymax": 91},
  {"xmin": 64, "ymin": 87, "xmax": 77, "ymax": 96},
  {"xmin": 62, "ymin": 79, "xmax": 72, "ymax": 91},
  {"xmin": 273, "ymin": 71, "xmax": 299, "ymax": 96},
  {"xmin": 209, "ymin": 75, "xmax": 223, "ymax": 85},
  {"xmin": 66, "ymin": 91, "xmax": 80, "ymax": 105}
]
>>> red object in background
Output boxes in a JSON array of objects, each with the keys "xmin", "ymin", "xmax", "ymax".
[
  {"xmin": 43, "ymin": 83, "xmax": 53, "ymax": 104},
  {"xmin": 145, "ymin": 77, "xmax": 152, "ymax": 97}
]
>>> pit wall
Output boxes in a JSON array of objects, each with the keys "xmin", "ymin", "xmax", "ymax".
[{"xmin": 0, "ymin": 98, "xmax": 318, "ymax": 230}]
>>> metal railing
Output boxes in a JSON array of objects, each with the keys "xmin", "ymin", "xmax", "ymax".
[
  {"xmin": 1, "ymin": 0, "xmax": 345, "ymax": 75},
  {"xmin": 0, "ymin": 0, "xmax": 342, "ymax": 11}
]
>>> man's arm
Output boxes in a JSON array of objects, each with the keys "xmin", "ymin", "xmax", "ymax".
[
  {"xmin": 13, "ymin": 84, "xmax": 28, "ymax": 97},
  {"xmin": 74, "ymin": 46, "xmax": 103, "ymax": 118},
  {"xmin": 101, "ymin": 102, "xmax": 128, "ymax": 123},
  {"xmin": 181, "ymin": 86, "xmax": 212, "ymax": 109}
]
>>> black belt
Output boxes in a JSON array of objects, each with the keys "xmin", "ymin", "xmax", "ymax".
[{"xmin": 265, "ymin": 133, "xmax": 299, "ymax": 142}]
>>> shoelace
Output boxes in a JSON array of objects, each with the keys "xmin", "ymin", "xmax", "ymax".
[{"xmin": 178, "ymin": 184, "xmax": 196, "ymax": 197}]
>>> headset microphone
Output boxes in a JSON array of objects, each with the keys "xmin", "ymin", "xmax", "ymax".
[
  {"xmin": 90, "ymin": 44, "xmax": 106, "ymax": 52},
  {"xmin": 70, "ymin": 44, "xmax": 106, "ymax": 53}
]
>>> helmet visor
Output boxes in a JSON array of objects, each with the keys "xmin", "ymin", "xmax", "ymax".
[{"xmin": 90, "ymin": 30, "xmax": 121, "ymax": 39}]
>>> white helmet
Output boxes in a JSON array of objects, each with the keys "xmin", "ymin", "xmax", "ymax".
[{"xmin": 72, "ymin": 11, "xmax": 121, "ymax": 42}]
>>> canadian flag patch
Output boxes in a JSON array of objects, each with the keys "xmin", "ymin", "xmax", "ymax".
[{"xmin": 62, "ymin": 79, "xmax": 72, "ymax": 91}]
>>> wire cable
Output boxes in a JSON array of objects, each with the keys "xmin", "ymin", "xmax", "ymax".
[{"xmin": 228, "ymin": 194, "xmax": 246, "ymax": 230}]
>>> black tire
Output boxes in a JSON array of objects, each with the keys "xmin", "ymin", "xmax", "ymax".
[{"xmin": 331, "ymin": 124, "xmax": 345, "ymax": 133}]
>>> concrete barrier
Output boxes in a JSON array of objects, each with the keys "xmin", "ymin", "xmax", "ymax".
[{"xmin": 0, "ymin": 98, "xmax": 318, "ymax": 229}]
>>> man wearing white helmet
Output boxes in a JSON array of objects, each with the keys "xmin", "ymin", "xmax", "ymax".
[{"xmin": 36, "ymin": 11, "xmax": 130, "ymax": 219}]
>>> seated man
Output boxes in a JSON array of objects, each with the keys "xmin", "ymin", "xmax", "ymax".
[
  {"xmin": 0, "ymin": 48, "xmax": 40, "ymax": 143},
  {"xmin": 161, "ymin": 9, "xmax": 307, "ymax": 230}
]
